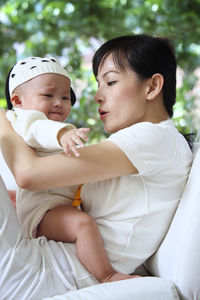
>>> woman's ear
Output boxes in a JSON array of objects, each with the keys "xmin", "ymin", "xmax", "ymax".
[
  {"xmin": 146, "ymin": 73, "xmax": 164, "ymax": 101},
  {"xmin": 11, "ymin": 93, "xmax": 22, "ymax": 107}
]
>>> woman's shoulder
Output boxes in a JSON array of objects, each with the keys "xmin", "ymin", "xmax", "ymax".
[
  {"xmin": 107, "ymin": 119, "xmax": 192, "ymax": 172},
  {"xmin": 108, "ymin": 119, "xmax": 176, "ymax": 146}
]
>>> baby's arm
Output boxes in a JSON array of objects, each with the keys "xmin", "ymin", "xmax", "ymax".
[
  {"xmin": 57, "ymin": 127, "xmax": 90, "ymax": 157},
  {"xmin": 6, "ymin": 108, "xmax": 90, "ymax": 154}
]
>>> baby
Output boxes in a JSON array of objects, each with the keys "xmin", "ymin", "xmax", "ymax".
[{"xmin": 5, "ymin": 56, "xmax": 137, "ymax": 283}]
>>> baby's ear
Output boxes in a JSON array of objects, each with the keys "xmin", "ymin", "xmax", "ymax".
[
  {"xmin": 146, "ymin": 73, "xmax": 164, "ymax": 101},
  {"xmin": 11, "ymin": 94, "xmax": 22, "ymax": 107}
]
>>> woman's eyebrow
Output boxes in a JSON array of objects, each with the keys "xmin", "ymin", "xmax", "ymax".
[
  {"xmin": 97, "ymin": 70, "xmax": 119, "ymax": 81},
  {"xmin": 103, "ymin": 70, "xmax": 119, "ymax": 77}
]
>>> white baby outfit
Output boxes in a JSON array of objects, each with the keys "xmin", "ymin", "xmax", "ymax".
[{"xmin": 6, "ymin": 107, "xmax": 79, "ymax": 238}]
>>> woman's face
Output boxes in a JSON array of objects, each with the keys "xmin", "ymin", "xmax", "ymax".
[{"xmin": 95, "ymin": 54, "xmax": 150, "ymax": 133}]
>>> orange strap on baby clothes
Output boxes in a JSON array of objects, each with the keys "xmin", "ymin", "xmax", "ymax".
[{"xmin": 72, "ymin": 184, "xmax": 83, "ymax": 207}]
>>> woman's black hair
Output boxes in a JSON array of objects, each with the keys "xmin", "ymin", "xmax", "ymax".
[
  {"xmin": 92, "ymin": 34, "xmax": 177, "ymax": 118},
  {"xmin": 5, "ymin": 67, "xmax": 76, "ymax": 110}
]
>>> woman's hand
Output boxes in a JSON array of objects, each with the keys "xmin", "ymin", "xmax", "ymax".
[
  {"xmin": 0, "ymin": 109, "xmax": 11, "ymax": 140},
  {"xmin": 0, "ymin": 109, "xmax": 38, "ymax": 189}
]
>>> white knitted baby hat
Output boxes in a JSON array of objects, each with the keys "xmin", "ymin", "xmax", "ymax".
[{"xmin": 9, "ymin": 56, "xmax": 71, "ymax": 96}]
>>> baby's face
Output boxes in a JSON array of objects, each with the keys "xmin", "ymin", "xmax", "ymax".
[{"xmin": 16, "ymin": 73, "xmax": 71, "ymax": 122}]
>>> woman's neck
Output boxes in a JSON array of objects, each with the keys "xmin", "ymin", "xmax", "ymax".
[{"xmin": 145, "ymin": 96, "xmax": 170, "ymax": 124}]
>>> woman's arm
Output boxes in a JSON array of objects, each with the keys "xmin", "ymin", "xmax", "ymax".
[{"xmin": 0, "ymin": 110, "xmax": 138, "ymax": 191}]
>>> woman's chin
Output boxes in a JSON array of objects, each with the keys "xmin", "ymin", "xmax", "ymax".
[{"xmin": 103, "ymin": 124, "xmax": 118, "ymax": 134}]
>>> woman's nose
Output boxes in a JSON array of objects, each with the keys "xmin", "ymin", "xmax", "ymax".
[{"xmin": 94, "ymin": 89, "xmax": 104, "ymax": 103}]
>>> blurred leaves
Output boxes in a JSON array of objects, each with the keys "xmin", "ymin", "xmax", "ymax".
[{"xmin": 1, "ymin": 0, "xmax": 200, "ymax": 140}]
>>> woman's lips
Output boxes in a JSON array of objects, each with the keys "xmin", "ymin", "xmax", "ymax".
[{"xmin": 99, "ymin": 109, "xmax": 108, "ymax": 120}]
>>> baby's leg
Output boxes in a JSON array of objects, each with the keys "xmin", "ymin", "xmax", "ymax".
[{"xmin": 37, "ymin": 205, "xmax": 138, "ymax": 283}]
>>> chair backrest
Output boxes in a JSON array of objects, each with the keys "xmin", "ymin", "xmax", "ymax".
[{"xmin": 146, "ymin": 143, "xmax": 200, "ymax": 300}]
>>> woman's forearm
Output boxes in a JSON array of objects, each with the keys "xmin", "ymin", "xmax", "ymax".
[
  {"xmin": 17, "ymin": 141, "xmax": 136, "ymax": 190},
  {"xmin": 3, "ymin": 138, "xmax": 136, "ymax": 191},
  {"xmin": 0, "ymin": 111, "xmax": 137, "ymax": 191}
]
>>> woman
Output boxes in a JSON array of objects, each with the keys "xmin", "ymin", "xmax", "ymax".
[{"xmin": 0, "ymin": 34, "xmax": 192, "ymax": 299}]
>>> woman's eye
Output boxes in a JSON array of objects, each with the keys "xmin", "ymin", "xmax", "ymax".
[
  {"xmin": 63, "ymin": 96, "xmax": 70, "ymax": 101},
  {"xmin": 107, "ymin": 81, "xmax": 116, "ymax": 86}
]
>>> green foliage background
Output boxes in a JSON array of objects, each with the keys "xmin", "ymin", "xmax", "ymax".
[{"xmin": 1, "ymin": 0, "xmax": 200, "ymax": 141}]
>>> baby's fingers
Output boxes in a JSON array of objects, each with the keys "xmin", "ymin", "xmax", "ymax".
[
  {"xmin": 71, "ymin": 135, "xmax": 85, "ymax": 149},
  {"xmin": 63, "ymin": 143, "xmax": 71, "ymax": 156},
  {"xmin": 77, "ymin": 128, "xmax": 90, "ymax": 143},
  {"xmin": 68, "ymin": 139, "xmax": 81, "ymax": 157},
  {"xmin": 79, "ymin": 127, "xmax": 90, "ymax": 133}
]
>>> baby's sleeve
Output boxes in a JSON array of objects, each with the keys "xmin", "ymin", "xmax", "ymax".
[{"xmin": 6, "ymin": 108, "xmax": 75, "ymax": 150}]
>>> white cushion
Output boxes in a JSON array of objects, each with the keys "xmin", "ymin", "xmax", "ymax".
[
  {"xmin": 146, "ymin": 143, "xmax": 200, "ymax": 300},
  {"xmin": 43, "ymin": 277, "xmax": 179, "ymax": 300}
]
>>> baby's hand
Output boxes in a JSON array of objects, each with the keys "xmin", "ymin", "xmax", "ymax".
[{"xmin": 59, "ymin": 127, "xmax": 90, "ymax": 157}]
